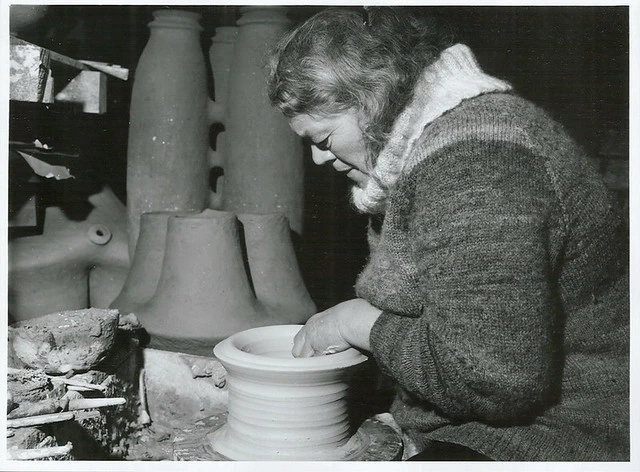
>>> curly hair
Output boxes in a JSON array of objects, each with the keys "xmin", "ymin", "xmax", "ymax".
[{"xmin": 266, "ymin": 7, "xmax": 454, "ymax": 166}]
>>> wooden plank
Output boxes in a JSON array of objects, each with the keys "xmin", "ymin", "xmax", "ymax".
[
  {"xmin": 10, "ymin": 36, "xmax": 127, "ymax": 112},
  {"xmin": 11, "ymin": 36, "xmax": 87, "ymax": 70},
  {"xmin": 9, "ymin": 40, "xmax": 51, "ymax": 103},
  {"xmin": 55, "ymin": 70, "xmax": 107, "ymax": 114},
  {"xmin": 7, "ymin": 411, "xmax": 75, "ymax": 429},
  {"xmin": 80, "ymin": 60, "xmax": 129, "ymax": 80},
  {"xmin": 11, "ymin": 36, "xmax": 128, "ymax": 79}
]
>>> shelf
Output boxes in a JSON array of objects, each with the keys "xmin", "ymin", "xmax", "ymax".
[{"xmin": 10, "ymin": 36, "xmax": 128, "ymax": 114}]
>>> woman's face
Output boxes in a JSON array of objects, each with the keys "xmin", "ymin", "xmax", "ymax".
[{"xmin": 289, "ymin": 110, "xmax": 370, "ymax": 187}]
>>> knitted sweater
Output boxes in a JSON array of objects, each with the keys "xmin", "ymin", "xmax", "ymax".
[{"xmin": 355, "ymin": 45, "xmax": 629, "ymax": 461}]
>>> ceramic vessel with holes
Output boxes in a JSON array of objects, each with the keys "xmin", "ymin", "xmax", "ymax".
[{"xmin": 212, "ymin": 324, "xmax": 369, "ymax": 461}]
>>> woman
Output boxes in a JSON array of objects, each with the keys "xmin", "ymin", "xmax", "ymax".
[{"xmin": 267, "ymin": 7, "xmax": 629, "ymax": 461}]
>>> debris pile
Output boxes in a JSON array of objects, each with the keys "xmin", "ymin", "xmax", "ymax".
[{"xmin": 7, "ymin": 308, "xmax": 143, "ymax": 460}]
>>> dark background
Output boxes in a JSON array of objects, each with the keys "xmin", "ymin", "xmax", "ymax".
[{"xmin": 10, "ymin": 5, "xmax": 629, "ymax": 311}]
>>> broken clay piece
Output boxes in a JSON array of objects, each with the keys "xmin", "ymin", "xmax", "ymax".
[{"xmin": 8, "ymin": 308, "xmax": 120, "ymax": 374}]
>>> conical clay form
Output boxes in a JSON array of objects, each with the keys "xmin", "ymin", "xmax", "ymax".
[
  {"xmin": 132, "ymin": 210, "xmax": 269, "ymax": 352},
  {"xmin": 213, "ymin": 325, "xmax": 369, "ymax": 461},
  {"xmin": 238, "ymin": 213, "xmax": 316, "ymax": 321},
  {"xmin": 110, "ymin": 210, "xmax": 196, "ymax": 315}
]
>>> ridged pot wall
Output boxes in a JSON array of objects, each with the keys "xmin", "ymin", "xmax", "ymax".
[
  {"xmin": 126, "ymin": 9, "xmax": 210, "ymax": 258},
  {"xmin": 212, "ymin": 325, "xmax": 369, "ymax": 460}
]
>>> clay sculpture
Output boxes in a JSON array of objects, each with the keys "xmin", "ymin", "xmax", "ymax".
[
  {"xmin": 9, "ymin": 186, "xmax": 130, "ymax": 321},
  {"xmin": 237, "ymin": 213, "xmax": 316, "ymax": 319},
  {"xmin": 127, "ymin": 6, "xmax": 306, "ymax": 257},
  {"xmin": 109, "ymin": 210, "xmax": 197, "ymax": 315},
  {"xmin": 207, "ymin": 26, "xmax": 238, "ymax": 209}
]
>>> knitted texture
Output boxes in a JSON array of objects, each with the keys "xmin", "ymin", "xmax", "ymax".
[
  {"xmin": 356, "ymin": 92, "xmax": 629, "ymax": 458},
  {"xmin": 351, "ymin": 43, "xmax": 511, "ymax": 214}
]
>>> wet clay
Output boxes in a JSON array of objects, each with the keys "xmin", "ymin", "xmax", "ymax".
[
  {"xmin": 212, "ymin": 325, "xmax": 369, "ymax": 460},
  {"xmin": 8, "ymin": 308, "xmax": 120, "ymax": 374}
]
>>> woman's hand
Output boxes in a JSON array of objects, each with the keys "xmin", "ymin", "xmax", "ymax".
[{"xmin": 292, "ymin": 298, "xmax": 383, "ymax": 357}]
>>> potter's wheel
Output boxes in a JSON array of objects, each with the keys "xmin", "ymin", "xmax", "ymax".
[
  {"xmin": 146, "ymin": 333, "xmax": 223, "ymax": 357},
  {"xmin": 172, "ymin": 411, "xmax": 403, "ymax": 461}
]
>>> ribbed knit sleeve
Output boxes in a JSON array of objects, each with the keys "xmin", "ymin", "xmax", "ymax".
[{"xmin": 368, "ymin": 139, "xmax": 564, "ymax": 424}]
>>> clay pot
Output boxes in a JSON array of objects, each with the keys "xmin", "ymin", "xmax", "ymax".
[
  {"xmin": 209, "ymin": 26, "xmax": 237, "ymax": 108},
  {"xmin": 221, "ymin": 7, "xmax": 305, "ymax": 235},
  {"xmin": 212, "ymin": 325, "xmax": 369, "ymax": 460},
  {"xmin": 126, "ymin": 9, "xmax": 211, "ymax": 258},
  {"xmin": 131, "ymin": 210, "xmax": 267, "ymax": 352}
]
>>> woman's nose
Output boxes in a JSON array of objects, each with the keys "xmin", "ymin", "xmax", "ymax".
[{"xmin": 311, "ymin": 147, "xmax": 335, "ymax": 166}]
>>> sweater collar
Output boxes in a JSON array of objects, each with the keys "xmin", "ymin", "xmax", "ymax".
[{"xmin": 352, "ymin": 43, "xmax": 512, "ymax": 214}]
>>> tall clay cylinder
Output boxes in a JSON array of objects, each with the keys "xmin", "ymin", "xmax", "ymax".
[
  {"xmin": 222, "ymin": 7, "xmax": 305, "ymax": 235},
  {"xmin": 208, "ymin": 26, "xmax": 238, "ymax": 209},
  {"xmin": 209, "ymin": 27, "xmax": 238, "ymax": 108},
  {"xmin": 127, "ymin": 9, "xmax": 210, "ymax": 257}
]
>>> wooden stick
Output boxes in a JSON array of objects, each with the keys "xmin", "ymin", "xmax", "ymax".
[
  {"xmin": 139, "ymin": 368, "xmax": 151, "ymax": 425},
  {"xmin": 7, "ymin": 442, "xmax": 73, "ymax": 460},
  {"xmin": 7, "ymin": 411, "xmax": 75, "ymax": 428},
  {"xmin": 79, "ymin": 60, "xmax": 129, "ymax": 80},
  {"xmin": 66, "ymin": 385, "xmax": 96, "ymax": 392},
  {"xmin": 47, "ymin": 375, "xmax": 107, "ymax": 392},
  {"xmin": 67, "ymin": 397, "xmax": 126, "ymax": 411}
]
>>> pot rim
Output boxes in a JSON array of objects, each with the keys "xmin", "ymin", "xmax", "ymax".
[{"xmin": 213, "ymin": 324, "xmax": 368, "ymax": 373}]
